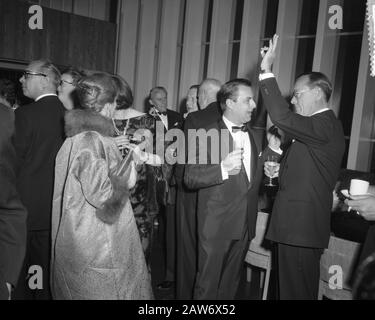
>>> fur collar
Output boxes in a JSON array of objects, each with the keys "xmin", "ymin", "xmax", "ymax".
[{"xmin": 65, "ymin": 109, "xmax": 116, "ymax": 138}]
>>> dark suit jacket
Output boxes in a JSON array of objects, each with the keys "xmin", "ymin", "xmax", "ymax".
[
  {"xmin": 14, "ymin": 95, "xmax": 65, "ymax": 231},
  {"xmin": 0, "ymin": 104, "xmax": 27, "ymax": 299},
  {"xmin": 184, "ymin": 102, "xmax": 222, "ymax": 132},
  {"xmin": 166, "ymin": 109, "xmax": 183, "ymax": 132},
  {"xmin": 184, "ymin": 119, "xmax": 275, "ymax": 241},
  {"xmin": 260, "ymin": 77, "xmax": 345, "ymax": 248},
  {"xmin": 175, "ymin": 102, "xmax": 222, "ymax": 184}
]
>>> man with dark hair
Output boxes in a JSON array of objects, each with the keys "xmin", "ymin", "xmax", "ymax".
[
  {"xmin": 0, "ymin": 100, "xmax": 27, "ymax": 300},
  {"xmin": 13, "ymin": 59, "xmax": 65, "ymax": 300},
  {"xmin": 260, "ymin": 35, "xmax": 345, "ymax": 299},
  {"xmin": 184, "ymin": 78, "xmax": 281, "ymax": 299}
]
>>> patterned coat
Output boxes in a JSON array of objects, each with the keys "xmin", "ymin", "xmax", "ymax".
[{"xmin": 51, "ymin": 110, "xmax": 153, "ymax": 300}]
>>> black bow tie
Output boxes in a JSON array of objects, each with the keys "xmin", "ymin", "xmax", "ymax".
[
  {"xmin": 232, "ymin": 125, "xmax": 248, "ymax": 133},
  {"xmin": 159, "ymin": 111, "xmax": 167, "ymax": 116}
]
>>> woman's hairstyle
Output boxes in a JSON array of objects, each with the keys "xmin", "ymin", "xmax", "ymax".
[
  {"xmin": 0, "ymin": 78, "xmax": 16, "ymax": 106},
  {"xmin": 111, "ymin": 75, "xmax": 134, "ymax": 110},
  {"xmin": 76, "ymin": 72, "xmax": 117, "ymax": 112},
  {"xmin": 61, "ymin": 66, "xmax": 86, "ymax": 86}
]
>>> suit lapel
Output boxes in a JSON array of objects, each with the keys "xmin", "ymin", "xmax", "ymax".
[
  {"xmin": 218, "ymin": 119, "xmax": 233, "ymax": 161},
  {"xmin": 248, "ymin": 126, "xmax": 259, "ymax": 189}
]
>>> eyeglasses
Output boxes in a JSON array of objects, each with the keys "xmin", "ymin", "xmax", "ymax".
[
  {"xmin": 22, "ymin": 71, "xmax": 47, "ymax": 79},
  {"xmin": 292, "ymin": 88, "xmax": 312, "ymax": 99},
  {"xmin": 60, "ymin": 79, "xmax": 74, "ymax": 86}
]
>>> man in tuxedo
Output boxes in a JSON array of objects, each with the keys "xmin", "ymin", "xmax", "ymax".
[
  {"xmin": 260, "ymin": 35, "xmax": 346, "ymax": 299},
  {"xmin": 149, "ymin": 86, "xmax": 183, "ymax": 291},
  {"xmin": 13, "ymin": 60, "xmax": 65, "ymax": 300},
  {"xmin": 184, "ymin": 78, "xmax": 281, "ymax": 299},
  {"xmin": 0, "ymin": 102, "xmax": 27, "ymax": 300},
  {"xmin": 175, "ymin": 78, "xmax": 222, "ymax": 299}
]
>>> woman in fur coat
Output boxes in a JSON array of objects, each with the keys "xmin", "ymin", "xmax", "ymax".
[{"xmin": 50, "ymin": 73, "xmax": 153, "ymax": 300}]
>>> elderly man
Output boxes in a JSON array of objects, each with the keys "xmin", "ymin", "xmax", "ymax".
[
  {"xmin": 184, "ymin": 78, "xmax": 280, "ymax": 299},
  {"xmin": 260, "ymin": 35, "xmax": 346, "ymax": 299},
  {"xmin": 175, "ymin": 78, "xmax": 222, "ymax": 299},
  {"xmin": 0, "ymin": 98, "xmax": 27, "ymax": 300},
  {"xmin": 13, "ymin": 60, "xmax": 65, "ymax": 300}
]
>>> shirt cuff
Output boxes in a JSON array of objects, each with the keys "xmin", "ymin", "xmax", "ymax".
[
  {"xmin": 269, "ymin": 146, "xmax": 283, "ymax": 155},
  {"xmin": 259, "ymin": 73, "xmax": 275, "ymax": 81},
  {"xmin": 221, "ymin": 162, "xmax": 229, "ymax": 181}
]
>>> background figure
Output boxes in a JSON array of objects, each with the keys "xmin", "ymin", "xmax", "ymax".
[
  {"xmin": 183, "ymin": 84, "xmax": 200, "ymax": 118},
  {"xmin": 13, "ymin": 60, "xmax": 65, "ymax": 300},
  {"xmin": 51, "ymin": 72, "xmax": 153, "ymax": 300},
  {"xmin": 0, "ymin": 78, "xmax": 17, "ymax": 109},
  {"xmin": 148, "ymin": 86, "xmax": 183, "ymax": 291},
  {"xmin": 57, "ymin": 66, "xmax": 85, "ymax": 110},
  {"xmin": 112, "ymin": 75, "xmax": 163, "ymax": 267},
  {"xmin": 0, "ymin": 97, "xmax": 27, "ymax": 300},
  {"xmin": 175, "ymin": 78, "xmax": 221, "ymax": 299}
]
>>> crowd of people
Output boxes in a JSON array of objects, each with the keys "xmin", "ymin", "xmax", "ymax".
[{"xmin": 1, "ymin": 34, "xmax": 375, "ymax": 300}]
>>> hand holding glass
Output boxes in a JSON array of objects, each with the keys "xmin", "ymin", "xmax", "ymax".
[{"xmin": 265, "ymin": 155, "xmax": 279, "ymax": 187}]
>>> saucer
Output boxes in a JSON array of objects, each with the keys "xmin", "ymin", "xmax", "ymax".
[{"xmin": 341, "ymin": 189, "xmax": 371, "ymax": 199}]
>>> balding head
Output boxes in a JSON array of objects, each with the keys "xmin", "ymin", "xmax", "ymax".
[{"xmin": 198, "ymin": 78, "xmax": 222, "ymax": 110}]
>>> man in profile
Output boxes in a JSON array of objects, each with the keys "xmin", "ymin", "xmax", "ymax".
[
  {"xmin": 13, "ymin": 60, "xmax": 65, "ymax": 300},
  {"xmin": 185, "ymin": 78, "xmax": 280, "ymax": 299},
  {"xmin": 260, "ymin": 35, "xmax": 345, "ymax": 299}
]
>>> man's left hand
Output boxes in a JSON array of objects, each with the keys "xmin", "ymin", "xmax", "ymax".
[{"xmin": 260, "ymin": 34, "xmax": 279, "ymax": 73}]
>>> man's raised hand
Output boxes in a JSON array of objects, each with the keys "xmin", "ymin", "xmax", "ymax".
[{"xmin": 260, "ymin": 34, "xmax": 279, "ymax": 73}]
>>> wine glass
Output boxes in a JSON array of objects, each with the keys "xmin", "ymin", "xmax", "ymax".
[{"xmin": 265, "ymin": 155, "xmax": 278, "ymax": 187}]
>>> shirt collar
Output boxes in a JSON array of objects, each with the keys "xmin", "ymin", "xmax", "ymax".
[
  {"xmin": 223, "ymin": 115, "xmax": 244, "ymax": 132},
  {"xmin": 35, "ymin": 93, "xmax": 57, "ymax": 102},
  {"xmin": 312, "ymin": 108, "xmax": 330, "ymax": 116}
]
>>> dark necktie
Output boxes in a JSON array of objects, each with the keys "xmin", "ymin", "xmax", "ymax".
[{"xmin": 232, "ymin": 125, "xmax": 248, "ymax": 133}]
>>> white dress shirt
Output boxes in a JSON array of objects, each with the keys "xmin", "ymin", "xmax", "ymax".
[{"xmin": 221, "ymin": 116, "xmax": 251, "ymax": 182}]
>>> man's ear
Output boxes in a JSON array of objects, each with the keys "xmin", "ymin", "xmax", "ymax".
[
  {"xmin": 149, "ymin": 99, "xmax": 154, "ymax": 106},
  {"xmin": 314, "ymin": 87, "xmax": 323, "ymax": 100},
  {"xmin": 226, "ymin": 98, "xmax": 234, "ymax": 111}
]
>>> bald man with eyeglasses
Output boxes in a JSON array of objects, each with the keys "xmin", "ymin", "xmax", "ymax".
[{"xmin": 13, "ymin": 60, "xmax": 65, "ymax": 300}]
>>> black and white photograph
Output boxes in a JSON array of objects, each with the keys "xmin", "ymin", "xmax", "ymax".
[{"xmin": 0, "ymin": 0, "xmax": 375, "ymax": 305}]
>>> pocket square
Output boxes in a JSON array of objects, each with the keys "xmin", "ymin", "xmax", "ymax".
[{"xmin": 258, "ymin": 152, "xmax": 262, "ymax": 157}]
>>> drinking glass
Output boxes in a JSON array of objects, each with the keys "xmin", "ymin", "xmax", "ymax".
[{"xmin": 265, "ymin": 155, "xmax": 278, "ymax": 187}]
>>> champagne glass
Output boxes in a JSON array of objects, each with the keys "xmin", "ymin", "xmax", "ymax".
[{"xmin": 265, "ymin": 155, "xmax": 278, "ymax": 187}]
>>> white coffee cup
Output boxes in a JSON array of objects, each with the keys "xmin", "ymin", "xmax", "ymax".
[{"xmin": 349, "ymin": 179, "xmax": 370, "ymax": 196}]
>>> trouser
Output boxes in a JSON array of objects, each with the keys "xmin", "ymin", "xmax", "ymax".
[
  {"xmin": 13, "ymin": 230, "xmax": 51, "ymax": 300},
  {"xmin": 194, "ymin": 231, "xmax": 249, "ymax": 300},
  {"xmin": 176, "ymin": 184, "xmax": 198, "ymax": 299},
  {"xmin": 277, "ymin": 243, "xmax": 323, "ymax": 300}
]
